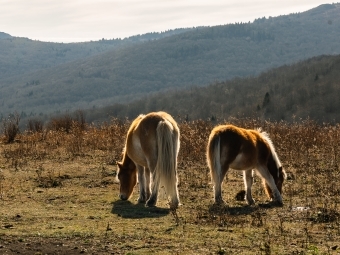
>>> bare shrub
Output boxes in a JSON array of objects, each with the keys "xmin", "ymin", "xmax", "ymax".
[
  {"xmin": 2, "ymin": 113, "xmax": 20, "ymax": 143},
  {"xmin": 74, "ymin": 110, "xmax": 87, "ymax": 131},
  {"xmin": 47, "ymin": 114, "xmax": 73, "ymax": 133},
  {"xmin": 65, "ymin": 121, "xmax": 85, "ymax": 156},
  {"xmin": 84, "ymin": 118, "xmax": 129, "ymax": 161},
  {"xmin": 27, "ymin": 118, "xmax": 44, "ymax": 133},
  {"xmin": 47, "ymin": 111, "xmax": 87, "ymax": 134},
  {"xmin": 35, "ymin": 165, "xmax": 63, "ymax": 188}
]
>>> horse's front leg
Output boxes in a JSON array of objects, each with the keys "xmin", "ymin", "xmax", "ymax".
[
  {"xmin": 257, "ymin": 166, "xmax": 283, "ymax": 206},
  {"xmin": 243, "ymin": 169, "xmax": 255, "ymax": 205},
  {"xmin": 137, "ymin": 165, "xmax": 147, "ymax": 203}
]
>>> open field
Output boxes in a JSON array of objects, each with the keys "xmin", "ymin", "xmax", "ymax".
[{"xmin": 0, "ymin": 117, "xmax": 339, "ymax": 254}]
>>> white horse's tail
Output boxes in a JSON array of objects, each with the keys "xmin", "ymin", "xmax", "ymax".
[
  {"xmin": 207, "ymin": 135, "xmax": 221, "ymax": 187},
  {"xmin": 155, "ymin": 119, "xmax": 180, "ymax": 208}
]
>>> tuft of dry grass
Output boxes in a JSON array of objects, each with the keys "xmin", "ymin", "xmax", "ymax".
[{"xmin": 0, "ymin": 118, "xmax": 339, "ymax": 254}]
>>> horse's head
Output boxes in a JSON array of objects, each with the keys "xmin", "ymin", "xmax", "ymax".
[
  {"xmin": 264, "ymin": 155, "xmax": 286, "ymax": 199},
  {"xmin": 275, "ymin": 166, "xmax": 286, "ymax": 193},
  {"xmin": 116, "ymin": 162, "xmax": 137, "ymax": 200}
]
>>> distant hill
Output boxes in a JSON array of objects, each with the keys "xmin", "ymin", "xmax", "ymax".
[
  {"xmin": 0, "ymin": 28, "xmax": 192, "ymax": 79},
  {"xmin": 84, "ymin": 54, "xmax": 340, "ymax": 124},
  {"xmin": 0, "ymin": 32, "xmax": 11, "ymax": 39},
  {"xmin": 1, "ymin": 3, "xmax": 340, "ymax": 119}
]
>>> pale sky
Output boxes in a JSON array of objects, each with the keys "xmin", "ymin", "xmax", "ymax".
[{"xmin": 0, "ymin": 0, "xmax": 331, "ymax": 43}]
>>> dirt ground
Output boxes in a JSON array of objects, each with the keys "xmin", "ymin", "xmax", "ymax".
[{"xmin": 0, "ymin": 236, "xmax": 113, "ymax": 255}]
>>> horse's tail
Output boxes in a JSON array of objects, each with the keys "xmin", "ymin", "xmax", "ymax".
[
  {"xmin": 207, "ymin": 134, "xmax": 221, "ymax": 187},
  {"xmin": 155, "ymin": 119, "xmax": 180, "ymax": 209}
]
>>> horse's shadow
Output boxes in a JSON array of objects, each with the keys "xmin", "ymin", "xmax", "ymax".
[
  {"xmin": 208, "ymin": 201, "xmax": 281, "ymax": 216},
  {"xmin": 111, "ymin": 200, "xmax": 170, "ymax": 219},
  {"xmin": 208, "ymin": 204, "xmax": 255, "ymax": 216}
]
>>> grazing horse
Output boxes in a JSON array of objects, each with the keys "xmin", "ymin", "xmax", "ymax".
[
  {"xmin": 206, "ymin": 124, "xmax": 286, "ymax": 206},
  {"xmin": 117, "ymin": 111, "xmax": 180, "ymax": 209}
]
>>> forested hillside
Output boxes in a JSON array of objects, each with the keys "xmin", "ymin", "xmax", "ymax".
[
  {"xmin": 84, "ymin": 54, "xmax": 340, "ymax": 124},
  {"xmin": 0, "ymin": 29, "xmax": 191, "ymax": 79},
  {"xmin": 1, "ymin": 3, "xmax": 340, "ymax": 119}
]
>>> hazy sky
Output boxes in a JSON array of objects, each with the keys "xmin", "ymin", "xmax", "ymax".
[{"xmin": 0, "ymin": 0, "xmax": 331, "ymax": 43}]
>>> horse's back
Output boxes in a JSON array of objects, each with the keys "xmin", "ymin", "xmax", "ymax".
[
  {"xmin": 209, "ymin": 124, "xmax": 256, "ymax": 151},
  {"xmin": 134, "ymin": 111, "xmax": 178, "ymax": 137},
  {"xmin": 126, "ymin": 112, "xmax": 178, "ymax": 166},
  {"xmin": 146, "ymin": 111, "xmax": 179, "ymax": 132},
  {"xmin": 208, "ymin": 124, "xmax": 270, "ymax": 169}
]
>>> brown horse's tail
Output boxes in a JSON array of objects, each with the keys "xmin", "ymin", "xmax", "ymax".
[
  {"xmin": 207, "ymin": 134, "xmax": 221, "ymax": 188},
  {"xmin": 155, "ymin": 119, "xmax": 180, "ymax": 209}
]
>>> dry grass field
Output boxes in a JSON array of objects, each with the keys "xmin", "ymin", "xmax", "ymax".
[{"xmin": 0, "ymin": 117, "xmax": 339, "ymax": 254}]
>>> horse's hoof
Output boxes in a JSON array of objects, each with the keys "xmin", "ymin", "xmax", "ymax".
[
  {"xmin": 146, "ymin": 199, "xmax": 157, "ymax": 207},
  {"xmin": 137, "ymin": 197, "xmax": 146, "ymax": 203},
  {"xmin": 270, "ymin": 200, "xmax": 283, "ymax": 207},
  {"xmin": 258, "ymin": 199, "xmax": 283, "ymax": 208},
  {"xmin": 170, "ymin": 205, "xmax": 178, "ymax": 210},
  {"xmin": 246, "ymin": 199, "xmax": 255, "ymax": 206},
  {"xmin": 169, "ymin": 201, "xmax": 179, "ymax": 210},
  {"xmin": 145, "ymin": 203, "xmax": 156, "ymax": 207},
  {"xmin": 213, "ymin": 200, "xmax": 225, "ymax": 206}
]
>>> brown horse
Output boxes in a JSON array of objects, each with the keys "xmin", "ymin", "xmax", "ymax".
[
  {"xmin": 206, "ymin": 124, "xmax": 286, "ymax": 206},
  {"xmin": 117, "ymin": 111, "xmax": 180, "ymax": 209}
]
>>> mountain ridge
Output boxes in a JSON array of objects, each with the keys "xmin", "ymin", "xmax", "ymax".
[
  {"xmin": 83, "ymin": 54, "xmax": 340, "ymax": 124},
  {"xmin": 1, "ymin": 3, "xmax": 340, "ymax": 119}
]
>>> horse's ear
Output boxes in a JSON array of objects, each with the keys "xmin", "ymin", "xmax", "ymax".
[{"xmin": 117, "ymin": 162, "xmax": 123, "ymax": 168}]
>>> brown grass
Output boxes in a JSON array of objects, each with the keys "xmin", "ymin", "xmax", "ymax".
[{"xmin": 0, "ymin": 118, "xmax": 339, "ymax": 254}]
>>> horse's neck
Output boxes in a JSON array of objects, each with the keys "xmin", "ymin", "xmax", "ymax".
[
  {"xmin": 267, "ymin": 153, "xmax": 278, "ymax": 177},
  {"xmin": 122, "ymin": 151, "xmax": 135, "ymax": 169}
]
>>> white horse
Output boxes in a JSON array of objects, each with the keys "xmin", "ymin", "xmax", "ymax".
[
  {"xmin": 117, "ymin": 111, "xmax": 180, "ymax": 209},
  {"xmin": 206, "ymin": 124, "xmax": 286, "ymax": 205}
]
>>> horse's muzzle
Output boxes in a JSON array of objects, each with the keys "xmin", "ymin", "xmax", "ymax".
[{"xmin": 119, "ymin": 194, "xmax": 128, "ymax": 200}]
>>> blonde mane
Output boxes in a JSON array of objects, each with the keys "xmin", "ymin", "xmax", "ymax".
[{"xmin": 259, "ymin": 130, "xmax": 282, "ymax": 169}]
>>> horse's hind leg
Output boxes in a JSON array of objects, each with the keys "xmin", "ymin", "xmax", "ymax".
[
  {"xmin": 257, "ymin": 166, "xmax": 283, "ymax": 205},
  {"xmin": 211, "ymin": 164, "xmax": 227, "ymax": 205},
  {"xmin": 169, "ymin": 136, "xmax": 180, "ymax": 210},
  {"xmin": 137, "ymin": 165, "xmax": 150, "ymax": 203},
  {"xmin": 146, "ymin": 160, "xmax": 159, "ymax": 207},
  {"xmin": 212, "ymin": 173, "xmax": 223, "ymax": 204},
  {"xmin": 146, "ymin": 171, "xmax": 159, "ymax": 207},
  {"xmin": 145, "ymin": 167, "xmax": 151, "ymax": 200},
  {"xmin": 168, "ymin": 169, "xmax": 180, "ymax": 210},
  {"xmin": 243, "ymin": 169, "xmax": 255, "ymax": 205}
]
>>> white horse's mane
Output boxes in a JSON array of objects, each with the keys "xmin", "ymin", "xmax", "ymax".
[{"xmin": 257, "ymin": 128, "xmax": 282, "ymax": 169}]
